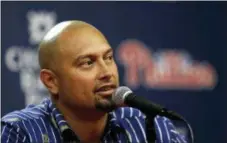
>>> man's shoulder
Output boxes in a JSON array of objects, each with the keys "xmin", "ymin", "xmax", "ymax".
[
  {"xmin": 111, "ymin": 107, "xmax": 146, "ymax": 119},
  {"xmin": 1, "ymin": 99, "xmax": 50, "ymax": 126}
]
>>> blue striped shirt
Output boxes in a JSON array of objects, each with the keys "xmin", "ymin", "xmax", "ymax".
[{"xmin": 1, "ymin": 98, "xmax": 187, "ymax": 143}]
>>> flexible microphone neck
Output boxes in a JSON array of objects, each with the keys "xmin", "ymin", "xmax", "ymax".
[{"xmin": 125, "ymin": 92, "xmax": 180, "ymax": 120}]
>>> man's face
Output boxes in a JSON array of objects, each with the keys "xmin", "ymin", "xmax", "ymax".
[{"xmin": 55, "ymin": 27, "xmax": 119, "ymax": 112}]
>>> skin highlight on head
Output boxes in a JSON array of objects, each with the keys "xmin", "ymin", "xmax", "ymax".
[{"xmin": 38, "ymin": 20, "xmax": 119, "ymax": 143}]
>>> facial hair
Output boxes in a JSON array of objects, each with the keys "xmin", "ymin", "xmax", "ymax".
[{"xmin": 95, "ymin": 95, "xmax": 117, "ymax": 112}]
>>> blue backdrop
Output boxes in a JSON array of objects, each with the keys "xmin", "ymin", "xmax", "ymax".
[{"xmin": 2, "ymin": 2, "xmax": 227, "ymax": 143}]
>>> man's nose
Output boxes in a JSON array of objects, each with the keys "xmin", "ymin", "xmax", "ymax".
[{"xmin": 98, "ymin": 62, "xmax": 112, "ymax": 81}]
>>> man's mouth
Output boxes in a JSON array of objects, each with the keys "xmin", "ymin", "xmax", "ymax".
[{"xmin": 95, "ymin": 84, "xmax": 116, "ymax": 97}]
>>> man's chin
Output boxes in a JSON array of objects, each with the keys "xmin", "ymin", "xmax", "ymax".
[{"xmin": 95, "ymin": 97, "xmax": 117, "ymax": 112}]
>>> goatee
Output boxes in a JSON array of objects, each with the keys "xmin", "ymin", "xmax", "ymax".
[{"xmin": 95, "ymin": 96, "xmax": 117, "ymax": 112}]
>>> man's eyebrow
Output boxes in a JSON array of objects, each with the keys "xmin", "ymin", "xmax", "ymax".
[
  {"xmin": 104, "ymin": 48, "xmax": 113, "ymax": 55},
  {"xmin": 75, "ymin": 48, "xmax": 113, "ymax": 61},
  {"xmin": 74, "ymin": 55, "xmax": 92, "ymax": 64}
]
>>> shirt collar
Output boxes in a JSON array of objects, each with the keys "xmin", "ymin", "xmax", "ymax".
[
  {"xmin": 45, "ymin": 98, "xmax": 121, "ymax": 142},
  {"xmin": 45, "ymin": 98, "xmax": 79, "ymax": 142}
]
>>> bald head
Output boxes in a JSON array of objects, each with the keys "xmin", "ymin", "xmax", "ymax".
[{"xmin": 38, "ymin": 20, "xmax": 103, "ymax": 71}]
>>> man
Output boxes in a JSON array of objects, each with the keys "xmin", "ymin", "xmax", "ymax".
[{"xmin": 1, "ymin": 20, "xmax": 187, "ymax": 143}]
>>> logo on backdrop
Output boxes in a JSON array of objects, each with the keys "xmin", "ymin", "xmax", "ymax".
[
  {"xmin": 117, "ymin": 39, "xmax": 217, "ymax": 90},
  {"xmin": 4, "ymin": 10, "xmax": 57, "ymax": 105}
]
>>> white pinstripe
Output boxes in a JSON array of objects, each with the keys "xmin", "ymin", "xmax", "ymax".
[
  {"xmin": 130, "ymin": 108, "xmax": 133, "ymax": 117},
  {"xmin": 50, "ymin": 124, "xmax": 57, "ymax": 142},
  {"xmin": 1, "ymin": 125, "xmax": 7, "ymax": 136},
  {"xmin": 58, "ymin": 120, "xmax": 67, "ymax": 124},
  {"xmin": 163, "ymin": 118, "xmax": 170, "ymax": 143},
  {"xmin": 52, "ymin": 108, "xmax": 57, "ymax": 112},
  {"xmin": 18, "ymin": 112, "xmax": 33, "ymax": 119},
  {"xmin": 171, "ymin": 138, "xmax": 177, "ymax": 143},
  {"xmin": 21, "ymin": 120, "xmax": 32, "ymax": 143},
  {"xmin": 135, "ymin": 116, "xmax": 147, "ymax": 143},
  {"xmin": 125, "ymin": 130, "xmax": 132, "ymax": 143},
  {"xmin": 28, "ymin": 120, "xmax": 38, "ymax": 142},
  {"xmin": 14, "ymin": 124, "xmax": 27, "ymax": 143},
  {"xmin": 22, "ymin": 136, "xmax": 26, "ymax": 142},
  {"xmin": 25, "ymin": 111, "xmax": 43, "ymax": 117},
  {"xmin": 15, "ymin": 127, "xmax": 20, "ymax": 143},
  {"xmin": 4, "ymin": 114, "xmax": 26, "ymax": 120},
  {"xmin": 40, "ymin": 118, "xmax": 48, "ymax": 136},
  {"xmin": 170, "ymin": 129, "xmax": 179, "ymax": 134},
  {"xmin": 112, "ymin": 112, "xmax": 117, "ymax": 118},
  {"xmin": 138, "ymin": 110, "xmax": 142, "ymax": 117},
  {"xmin": 154, "ymin": 117, "xmax": 163, "ymax": 143},
  {"xmin": 33, "ymin": 107, "xmax": 49, "ymax": 115},
  {"xmin": 125, "ymin": 118, "xmax": 139, "ymax": 143},
  {"xmin": 34, "ymin": 119, "xmax": 43, "ymax": 142},
  {"xmin": 176, "ymin": 137, "xmax": 181, "ymax": 143},
  {"xmin": 121, "ymin": 108, "xmax": 124, "ymax": 119},
  {"xmin": 6, "ymin": 128, "xmax": 13, "ymax": 143},
  {"xmin": 56, "ymin": 114, "xmax": 63, "ymax": 117}
]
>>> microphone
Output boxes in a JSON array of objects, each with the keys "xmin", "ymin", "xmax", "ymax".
[
  {"xmin": 112, "ymin": 86, "xmax": 179, "ymax": 119},
  {"xmin": 112, "ymin": 86, "xmax": 194, "ymax": 142}
]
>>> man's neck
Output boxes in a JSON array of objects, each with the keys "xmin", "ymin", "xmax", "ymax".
[{"xmin": 56, "ymin": 103, "xmax": 108, "ymax": 143}]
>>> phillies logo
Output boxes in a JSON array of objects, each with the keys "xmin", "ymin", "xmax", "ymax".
[{"xmin": 116, "ymin": 39, "xmax": 217, "ymax": 90}]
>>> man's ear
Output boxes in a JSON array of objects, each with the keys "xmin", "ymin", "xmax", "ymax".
[{"xmin": 40, "ymin": 69, "xmax": 59, "ymax": 95}]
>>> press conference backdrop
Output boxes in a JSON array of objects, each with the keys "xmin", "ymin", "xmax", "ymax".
[{"xmin": 2, "ymin": 2, "xmax": 227, "ymax": 143}]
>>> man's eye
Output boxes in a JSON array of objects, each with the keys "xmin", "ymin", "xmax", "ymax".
[
  {"xmin": 105, "ymin": 55, "xmax": 113, "ymax": 61},
  {"xmin": 80, "ymin": 60, "xmax": 94, "ymax": 67},
  {"xmin": 108, "ymin": 55, "xmax": 113, "ymax": 60},
  {"xmin": 85, "ymin": 60, "xmax": 93, "ymax": 65}
]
